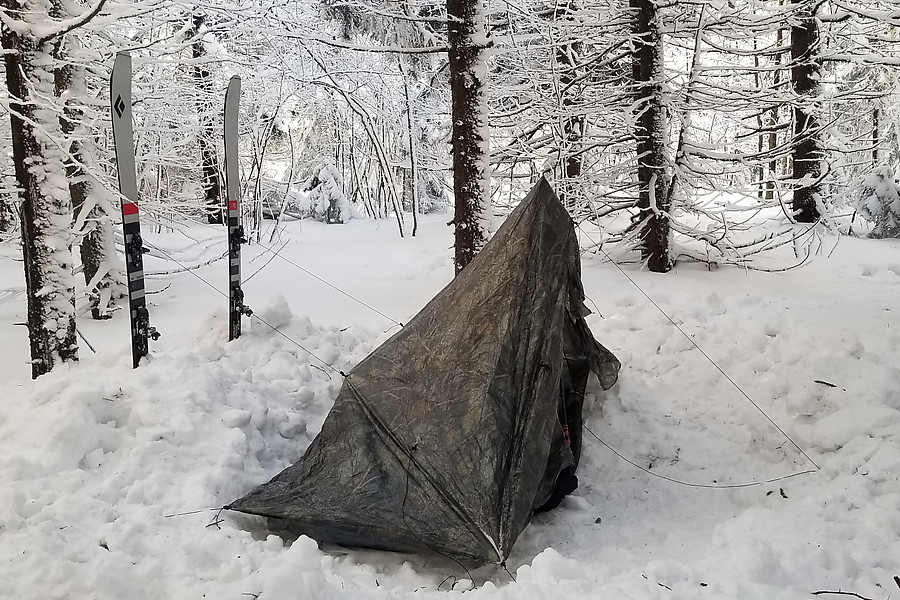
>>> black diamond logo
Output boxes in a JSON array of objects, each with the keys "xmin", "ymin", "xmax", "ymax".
[{"xmin": 114, "ymin": 95, "xmax": 126, "ymax": 118}]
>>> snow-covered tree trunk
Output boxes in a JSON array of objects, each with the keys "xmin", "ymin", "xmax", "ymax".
[
  {"xmin": 2, "ymin": 2, "xmax": 79, "ymax": 377},
  {"xmin": 790, "ymin": 0, "xmax": 823, "ymax": 223},
  {"xmin": 631, "ymin": 0, "xmax": 671, "ymax": 272},
  {"xmin": 54, "ymin": 36, "xmax": 123, "ymax": 320},
  {"xmin": 447, "ymin": 0, "xmax": 490, "ymax": 275}
]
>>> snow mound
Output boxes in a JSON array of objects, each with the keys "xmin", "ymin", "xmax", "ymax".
[{"xmin": 0, "ymin": 313, "xmax": 373, "ymax": 600}]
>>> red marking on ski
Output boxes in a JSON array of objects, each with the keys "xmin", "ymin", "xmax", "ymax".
[
  {"xmin": 229, "ymin": 200, "xmax": 238, "ymax": 211},
  {"xmin": 123, "ymin": 202, "xmax": 139, "ymax": 215}
]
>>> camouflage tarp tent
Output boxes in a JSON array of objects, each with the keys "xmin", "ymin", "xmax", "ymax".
[{"xmin": 228, "ymin": 178, "xmax": 620, "ymax": 565}]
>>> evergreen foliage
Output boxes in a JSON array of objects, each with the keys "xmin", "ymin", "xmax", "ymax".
[{"xmin": 858, "ymin": 166, "xmax": 900, "ymax": 239}]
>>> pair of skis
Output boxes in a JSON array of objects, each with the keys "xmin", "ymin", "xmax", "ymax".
[{"xmin": 110, "ymin": 52, "xmax": 250, "ymax": 369}]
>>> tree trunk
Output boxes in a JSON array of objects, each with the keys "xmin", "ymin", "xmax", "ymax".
[
  {"xmin": 191, "ymin": 15, "xmax": 224, "ymax": 224},
  {"xmin": 766, "ymin": 24, "xmax": 784, "ymax": 202},
  {"xmin": 54, "ymin": 37, "xmax": 123, "ymax": 320},
  {"xmin": 631, "ymin": 0, "xmax": 671, "ymax": 272},
  {"xmin": 790, "ymin": 0, "xmax": 823, "ymax": 223},
  {"xmin": 447, "ymin": 0, "xmax": 490, "ymax": 275},
  {"xmin": 556, "ymin": 0, "xmax": 585, "ymax": 210},
  {"xmin": 754, "ymin": 40, "xmax": 764, "ymax": 199},
  {"xmin": 3, "ymin": 18, "xmax": 78, "ymax": 378},
  {"xmin": 400, "ymin": 59, "xmax": 420, "ymax": 236},
  {"xmin": 872, "ymin": 106, "xmax": 879, "ymax": 167}
]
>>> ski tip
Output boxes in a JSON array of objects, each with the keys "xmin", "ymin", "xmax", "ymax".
[
  {"xmin": 113, "ymin": 51, "xmax": 132, "ymax": 68},
  {"xmin": 112, "ymin": 52, "xmax": 132, "ymax": 87},
  {"xmin": 227, "ymin": 75, "xmax": 241, "ymax": 98}
]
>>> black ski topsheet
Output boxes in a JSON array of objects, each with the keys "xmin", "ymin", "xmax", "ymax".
[
  {"xmin": 225, "ymin": 76, "xmax": 249, "ymax": 340},
  {"xmin": 111, "ymin": 52, "xmax": 156, "ymax": 367}
]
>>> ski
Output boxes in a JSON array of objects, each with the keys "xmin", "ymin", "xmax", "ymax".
[
  {"xmin": 110, "ymin": 52, "xmax": 158, "ymax": 368},
  {"xmin": 225, "ymin": 75, "xmax": 251, "ymax": 340}
]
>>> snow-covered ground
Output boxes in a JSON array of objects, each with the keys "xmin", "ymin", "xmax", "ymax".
[{"xmin": 1, "ymin": 212, "xmax": 898, "ymax": 599}]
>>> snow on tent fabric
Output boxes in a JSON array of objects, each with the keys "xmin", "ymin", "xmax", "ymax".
[{"xmin": 227, "ymin": 178, "xmax": 621, "ymax": 565}]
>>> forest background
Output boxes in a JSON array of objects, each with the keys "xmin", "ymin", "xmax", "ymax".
[{"xmin": 2, "ymin": 0, "xmax": 900, "ymax": 378}]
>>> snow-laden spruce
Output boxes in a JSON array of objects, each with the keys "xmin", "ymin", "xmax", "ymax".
[{"xmin": 858, "ymin": 166, "xmax": 900, "ymax": 238}]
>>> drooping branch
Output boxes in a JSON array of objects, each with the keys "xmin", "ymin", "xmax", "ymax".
[{"xmin": 37, "ymin": 0, "xmax": 109, "ymax": 43}]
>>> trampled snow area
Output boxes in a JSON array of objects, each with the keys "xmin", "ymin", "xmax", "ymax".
[{"xmin": 1, "ymin": 212, "xmax": 899, "ymax": 599}]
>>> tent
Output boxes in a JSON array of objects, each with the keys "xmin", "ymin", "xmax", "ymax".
[{"xmin": 227, "ymin": 178, "xmax": 620, "ymax": 565}]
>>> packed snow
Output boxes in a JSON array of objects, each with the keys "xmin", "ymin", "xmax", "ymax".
[{"xmin": 1, "ymin": 211, "xmax": 898, "ymax": 599}]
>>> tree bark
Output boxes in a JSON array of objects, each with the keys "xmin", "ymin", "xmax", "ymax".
[
  {"xmin": 399, "ymin": 59, "xmax": 420, "ymax": 236},
  {"xmin": 766, "ymin": 23, "xmax": 785, "ymax": 202},
  {"xmin": 0, "ymin": 195, "xmax": 16, "ymax": 233},
  {"xmin": 3, "ymin": 14, "xmax": 79, "ymax": 377},
  {"xmin": 631, "ymin": 0, "xmax": 671, "ymax": 272},
  {"xmin": 556, "ymin": 0, "xmax": 585, "ymax": 209},
  {"xmin": 191, "ymin": 15, "xmax": 224, "ymax": 224},
  {"xmin": 447, "ymin": 0, "xmax": 489, "ymax": 275},
  {"xmin": 872, "ymin": 106, "xmax": 879, "ymax": 168},
  {"xmin": 790, "ymin": 0, "xmax": 823, "ymax": 223}
]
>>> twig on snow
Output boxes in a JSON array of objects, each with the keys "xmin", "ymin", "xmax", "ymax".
[{"xmin": 811, "ymin": 591, "xmax": 874, "ymax": 600}]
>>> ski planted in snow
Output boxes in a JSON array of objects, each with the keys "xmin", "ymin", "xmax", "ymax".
[
  {"xmin": 110, "ymin": 52, "xmax": 159, "ymax": 367},
  {"xmin": 225, "ymin": 75, "xmax": 251, "ymax": 340}
]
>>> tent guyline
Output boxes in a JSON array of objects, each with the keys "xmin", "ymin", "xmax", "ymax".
[
  {"xmin": 142, "ymin": 241, "xmax": 346, "ymax": 378},
  {"xmin": 583, "ymin": 424, "xmax": 817, "ymax": 490},
  {"xmin": 242, "ymin": 241, "xmax": 287, "ymax": 284},
  {"xmin": 252, "ymin": 239, "xmax": 404, "ymax": 328},
  {"xmin": 146, "ymin": 223, "xmax": 403, "ymax": 329},
  {"xmin": 187, "ymin": 209, "xmax": 404, "ymax": 328},
  {"xmin": 576, "ymin": 223, "xmax": 820, "ymax": 471}
]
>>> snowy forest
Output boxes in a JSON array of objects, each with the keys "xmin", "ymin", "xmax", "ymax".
[
  {"xmin": 2, "ymin": 1, "xmax": 900, "ymax": 598},
  {"xmin": 1, "ymin": 0, "xmax": 899, "ymax": 378}
]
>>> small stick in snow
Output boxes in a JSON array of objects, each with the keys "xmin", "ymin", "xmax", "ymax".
[{"xmin": 811, "ymin": 591, "xmax": 874, "ymax": 600}]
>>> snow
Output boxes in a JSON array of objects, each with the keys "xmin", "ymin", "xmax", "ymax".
[{"xmin": 1, "ymin": 211, "xmax": 900, "ymax": 599}]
